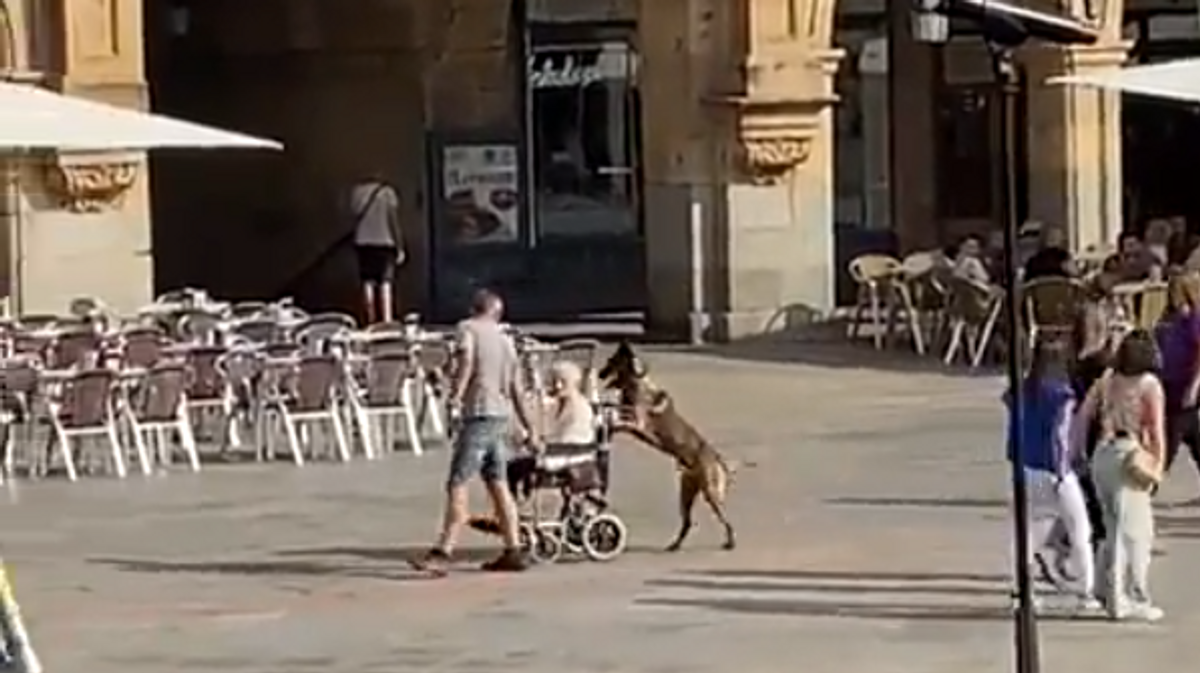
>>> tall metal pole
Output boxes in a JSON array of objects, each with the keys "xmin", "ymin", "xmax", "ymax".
[{"xmin": 991, "ymin": 42, "xmax": 1041, "ymax": 673}]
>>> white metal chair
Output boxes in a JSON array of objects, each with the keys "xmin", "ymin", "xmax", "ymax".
[
  {"xmin": 47, "ymin": 369, "xmax": 125, "ymax": 480},
  {"xmin": 123, "ymin": 363, "xmax": 199, "ymax": 472},
  {"xmin": 270, "ymin": 354, "xmax": 351, "ymax": 465},
  {"xmin": 347, "ymin": 351, "xmax": 424, "ymax": 458}
]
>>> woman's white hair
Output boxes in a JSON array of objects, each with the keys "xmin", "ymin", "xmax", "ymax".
[{"xmin": 549, "ymin": 360, "xmax": 584, "ymax": 391}]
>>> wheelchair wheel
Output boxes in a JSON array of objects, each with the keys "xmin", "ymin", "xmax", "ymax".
[
  {"xmin": 581, "ymin": 513, "xmax": 627, "ymax": 562},
  {"xmin": 525, "ymin": 525, "xmax": 564, "ymax": 565}
]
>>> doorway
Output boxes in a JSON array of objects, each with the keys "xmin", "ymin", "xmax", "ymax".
[{"xmin": 523, "ymin": 21, "xmax": 645, "ymax": 318}]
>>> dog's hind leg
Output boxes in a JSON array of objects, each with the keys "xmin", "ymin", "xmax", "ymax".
[
  {"xmin": 702, "ymin": 462, "xmax": 736, "ymax": 550},
  {"xmin": 701, "ymin": 488, "xmax": 736, "ymax": 550},
  {"xmin": 665, "ymin": 474, "xmax": 700, "ymax": 552}
]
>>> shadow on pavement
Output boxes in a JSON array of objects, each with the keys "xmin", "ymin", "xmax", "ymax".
[
  {"xmin": 686, "ymin": 568, "xmax": 1009, "ymax": 584},
  {"xmin": 276, "ymin": 542, "xmax": 665, "ymax": 563},
  {"xmin": 636, "ymin": 596, "xmax": 1025, "ymax": 621},
  {"xmin": 641, "ymin": 568, "xmax": 1089, "ymax": 622},
  {"xmin": 645, "ymin": 577, "xmax": 1001, "ymax": 597},
  {"xmin": 274, "ymin": 545, "xmax": 503, "ymax": 563},
  {"xmin": 89, "ymin": 556, "xmax": 403, "ymax": 580},
  {"xmin": 825, "ymin": 496, "xmax": 1008, "ymax": 509},
  {"xmin": 695, "ymin": 339, "xmax": 993, "ymax": 378}
]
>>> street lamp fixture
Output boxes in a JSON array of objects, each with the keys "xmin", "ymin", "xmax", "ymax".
[{"xmin": 909, "ymin": 2, "xmax": 1097, "ymax": 673}]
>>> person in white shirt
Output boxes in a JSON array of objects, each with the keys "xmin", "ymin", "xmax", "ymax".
[
  {"xmin": 952, "ymin": 234, "xmax": 991, "ymax": 285},
  {"xmin": 544, "ymin": 361, "xmax": 596, "ymax": 444},
  {"xmin": 349, "ymin": 176, "xmax": 403, "ymax": 324}
]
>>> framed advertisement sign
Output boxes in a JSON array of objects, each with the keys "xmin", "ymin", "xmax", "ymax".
[
  {"xmin": 426, "ymin": 130, "xmax": 530, "ymax": 321},
  {"xmin": 440, "ymin": 143, "xmax": 521, "ymax": 246}
]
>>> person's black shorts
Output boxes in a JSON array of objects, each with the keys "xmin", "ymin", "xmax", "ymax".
[{"xmin": 356, "ymin": 245, "xmax": 397, "ymax": 283}]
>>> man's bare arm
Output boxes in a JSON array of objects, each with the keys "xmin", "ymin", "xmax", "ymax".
[
  {"xmin": 507, "ymin": 367, "xmax": 538, "ymax": 442},
  {"xmin": 451, "ymin": 329, "xmax": 474, "ymax": 406}
]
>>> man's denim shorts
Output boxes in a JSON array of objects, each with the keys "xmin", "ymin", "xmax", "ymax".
[{"xmin": 447, "ymin": 416, "xmax": 510, "ymax": 487}]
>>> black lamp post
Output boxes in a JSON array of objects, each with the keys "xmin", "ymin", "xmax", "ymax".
[{"xmin": 909, "ymin": 2, "xmax": 1097, "ymax": 672}]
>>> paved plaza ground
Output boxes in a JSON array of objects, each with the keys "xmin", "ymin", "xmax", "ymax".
[{"xmin": 5, "ymin": 340, "xmax": 1200, "ymax": 673}]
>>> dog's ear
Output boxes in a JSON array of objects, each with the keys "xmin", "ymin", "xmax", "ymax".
[{"xmin": 599, "ymin": 340, "xmax": 633, "ymax": 381}]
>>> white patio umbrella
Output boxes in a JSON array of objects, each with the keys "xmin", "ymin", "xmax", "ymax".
[
  {"xmin": 1049, "ymin": 57, "xmax": 1200, "ymax": 104},
  {"xmin": 0, "ymin": 81, "xmax": 282, "ymax": 151}
]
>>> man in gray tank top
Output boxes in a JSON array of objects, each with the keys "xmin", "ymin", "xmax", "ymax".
[{"xmin": 410, "ymin": 289, "xmax": 538, "ymax": 574}]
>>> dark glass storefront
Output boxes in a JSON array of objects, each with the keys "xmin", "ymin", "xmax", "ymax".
[{"xmin": 428, "ymin": 21, "xmax": 645, "ymax": 322}]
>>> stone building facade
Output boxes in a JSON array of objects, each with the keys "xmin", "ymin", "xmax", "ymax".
[{"xmin": 0, "ymin": 0, "xmax": 1137, "ymax": 338}]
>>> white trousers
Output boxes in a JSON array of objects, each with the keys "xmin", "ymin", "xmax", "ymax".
[{"xmin": 1021, "ymin": 468, "xmax": 1096, "ymax": 596}]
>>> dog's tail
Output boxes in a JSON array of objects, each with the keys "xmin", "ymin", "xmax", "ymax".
[
  {"xmin": 719, "ymin": 457, "xmax": 758, "ymax": 474},
  {"xmin": 467, "ymin": 516, "xmax": 504, "ymax": 537}
]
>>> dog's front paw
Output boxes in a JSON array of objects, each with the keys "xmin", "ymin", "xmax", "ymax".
[
  {"xmin": 664, "ymin": 542, "xmax": 683, "ymax": 553},
  {"xmin": 721, "ymin": 540, "xmax": 736, "ymax": 551}
]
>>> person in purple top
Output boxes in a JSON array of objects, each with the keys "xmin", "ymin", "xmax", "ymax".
[
  {"xmin": 1005, "ymin": 339, "xmax": 1099, "ymax": 611},
  {"xmin": 1155, "ymin": 272, "xmax": 1200, "ymax": 494}
]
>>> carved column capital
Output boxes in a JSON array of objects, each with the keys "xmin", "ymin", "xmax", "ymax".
[
  {"xmin": 707, "ymin": 94, "xmax": 835, "ymax": 184},
  {"xmin": 739, "ymin": 137, "xmax": 812, "ymax": 184},
  {"xmin": 43, "ymin": 154, "xmax": 140, "ymax": 213}
]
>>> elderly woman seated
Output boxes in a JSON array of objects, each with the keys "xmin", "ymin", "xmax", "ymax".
[{"xmin": 508, "ymin": 360, "xmax": 600, "ymax": 499}]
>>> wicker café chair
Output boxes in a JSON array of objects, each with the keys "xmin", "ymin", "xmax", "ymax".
[
  {"xmin": 848, "ymin": 254, "xmax": 924, "ymax": 352},
  {"xmin": 1021, "ymin": 276, "xmax": 1087, "ymax": 348}
]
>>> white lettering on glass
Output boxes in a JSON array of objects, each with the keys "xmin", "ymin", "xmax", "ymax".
[{"xmin": 528, "ymin": 53, "xmax": 627, "ymax": 89}]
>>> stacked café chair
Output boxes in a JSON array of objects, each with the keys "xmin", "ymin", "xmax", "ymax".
[
  {"xmin": 293, "ymin": 313, "xmax": 357, "ymax": 356},
  {"xmin": 184, "ymin": 345, "xmax": 240, "ymax": 450},
  {"xmin": 174, "ymin": 310, "xmax": 224, "ymax": 345},
  {"xmin": 119, "ymin": 326, "xmax": 169, "ymax": 369},
  {"xmin": 214, "ymin": 343, "xmax": 268, "ymax": 459}
]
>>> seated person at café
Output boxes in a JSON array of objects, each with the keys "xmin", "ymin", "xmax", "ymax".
[
  {"xmin": 983, "ymin": 229, "xmax": 1007, "ymax": 280},
  {"xmin": 1023, "ymin": 225, "xmax": 1075, "ymax": 281},
  {"xmin": 1104, "ymin": 231, "xmax": 1162, "ymax": 282},
  {"xmin": 952, "ymin": 234, "xmax": 991, "ymax": 285}
]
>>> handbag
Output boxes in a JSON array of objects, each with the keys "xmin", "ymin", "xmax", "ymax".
[{"xmin": 1121, "ymin": 440, "xmax": 1161, "ymax": 490}]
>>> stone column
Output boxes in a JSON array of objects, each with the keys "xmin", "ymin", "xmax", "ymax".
[
  {"xmin": 1023, "ymin": 38, "xmax": 1129, "ymax": 252},
  {"xmin": 640, "ymin": 0, "xmax": 841, "ymax": 340},
  {"xmin": 13, "ymin": 0, "xmax": 153, "ymax": 314}
]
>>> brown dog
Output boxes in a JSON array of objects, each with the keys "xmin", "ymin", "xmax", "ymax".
[{"xmin": 598, "ymin": 341, "xmax": 745, "ymax": 551}]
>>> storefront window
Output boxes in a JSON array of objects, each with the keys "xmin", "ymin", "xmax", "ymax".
[{"xmin": 530, "ymin": 42, "xmax": 639, "ymax": 239}]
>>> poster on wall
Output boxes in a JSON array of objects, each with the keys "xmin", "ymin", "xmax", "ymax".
[{"xmin": 441, "ymin": 144, "xmax": 520, "ymax": 245}]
